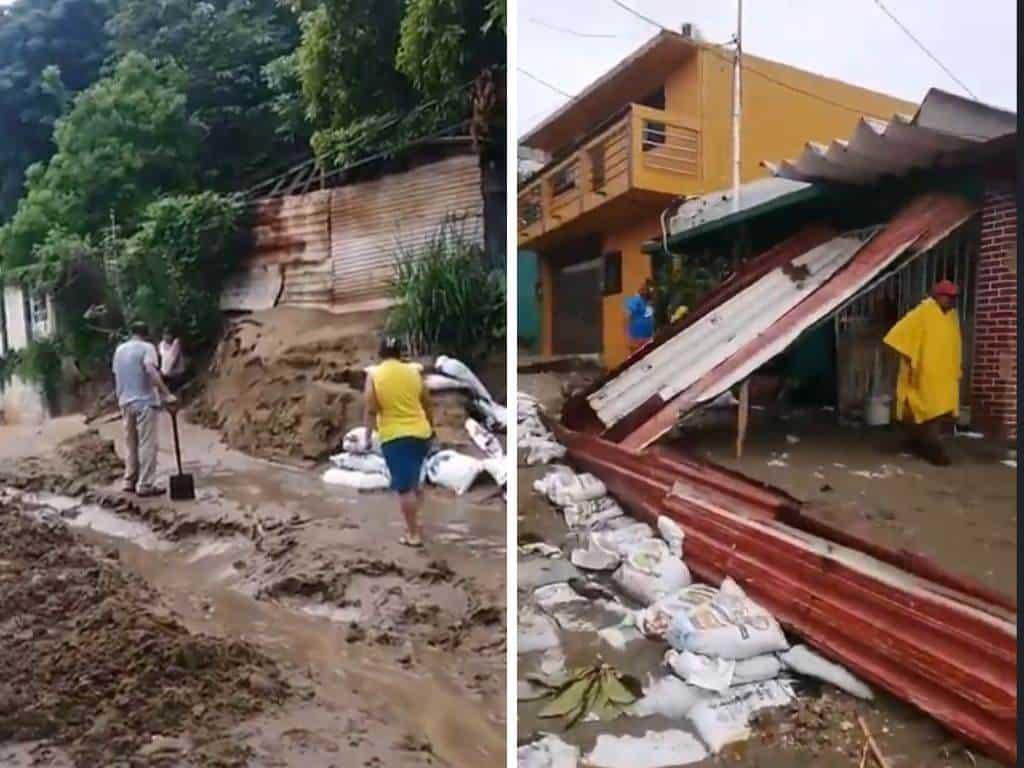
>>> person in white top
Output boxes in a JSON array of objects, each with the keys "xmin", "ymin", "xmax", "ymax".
[
  {"xmin": 112, "ymin": 322, "xmax": 177, "ymax": 496},
  {"xmin": 159, "ymin": 328, "xmax": 186, "ymax": 390}
]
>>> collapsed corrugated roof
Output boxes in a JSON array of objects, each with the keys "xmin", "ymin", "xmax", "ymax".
[
  {"xmin": 764, "ymin": 88, "xmax": 1016, "ymax": 185},
  {"xmin": 664, "ymin": 177, "xmax": 816, "ymax": 238},
  {"xmin": 563, "ymin": 193, "xmax": 978, "ymax": 448}
]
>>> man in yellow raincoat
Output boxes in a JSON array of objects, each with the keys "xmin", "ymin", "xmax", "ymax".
[{"xmin": 883, "ymin": 280, "xmax": 962, "ymax": 465}]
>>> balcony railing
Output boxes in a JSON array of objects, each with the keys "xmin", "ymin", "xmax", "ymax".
[{"xmin": 518, "ymin": 104, "xmax": 701, "ymax": 244}]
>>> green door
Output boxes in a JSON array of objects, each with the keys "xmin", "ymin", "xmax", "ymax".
[{"xmin": 518, "ymin": 250, "xmax": 540, "ymax": 351}]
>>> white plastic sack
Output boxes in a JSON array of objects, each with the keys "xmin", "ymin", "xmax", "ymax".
[
  {"xmin": 518, "ymin": 735, "xmax": 580, "ymax": 768},
  {"xmin": 466, "ymin": 417, "xmax": 504, "ymax": 458},
  {"xmin": 667, "ymin": 578, "xmax": 788, "ymax": 660},
  {"xmin": 629, "ymin": 675, "xmax": 703, "ymax": 720},
  {"xmin": 329, "ymin": 451, "xmax": 389, "ymax": 476},
  {"xmin": 780, "ymin": 645, "xmax": 873, "ymax": 700},
  {"xmin": 482, "ymin": 457, "xmax": 507, "ymax": 487},
  {"xmin": 476, "ymin": 398, "xmax": 508, "ymax": 431},
  {"xmin": 657, "ymin": 516, "xmax": 685, "ymax": 558},
  {"xmin": 639, "ymin": 584, "xmax": 719, "ymax": 640},
  {"xmin": 425, "ymin": 450, "xmax": 485, "ymax": 495},
  {"xmin": 590, "ymin": 523, "xmax": 656, "ymax": 557},
  {"xmin": 570, "ymin": 544, "xmax": 620, "ymax": 571},
  {"xmin": 612, "ymin": 539, "xmax": 692, "ymax": 606},
  {"xmin": 548, "ymin": 474, "xmax": 607, "ymax": 507},
  {"xmin": 733, "ymin": 655, "xmax": 783, "ymax": 686},
  {"xmin": 586, "ymin": 730, "xmax": 708, "ymax": 768},
  {"xmin": 436, "ymin": 355, "xmax": 493, "ymax": 402},
  {"xmin": 533, "ymin": 466, "xmax": 575, "ymax": 497},
  {"xmin": 342, "ymin": 427, "xmax": 381, "ymax": 455},
  {"xmin": 518, "ymin": 608, "xmax": 561, "ymax": 654},
  {"xmin": 526, "ymin": 440, "xmax": 567, "ymax": 466},
  {"xmin": 321, "ymin": 467, "xmax": 390, "ymax": 491},
  {"xmin": 665, "ymin": 649, "xmax": 736, "ymax": 693},
  {"xmin": 517, "ymin": 393, "xmax": 542, "ymax": 421},
  {"xmin": 519, "ymin": 415, "xmax": 551, "ymax": 441},
  {"xmin": 424, "ymin": 373, "xmax": 471, "ymax": 392},
  {"xmin": 687, "ymin": 680, "xmax": 794, "ymax": 753},
  {"xmin": 562, "ymin": 496, "xmax": 624, "ymax": 530}
]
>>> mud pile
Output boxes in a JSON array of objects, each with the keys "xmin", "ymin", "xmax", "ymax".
[
  {"xmin": 187, "ymin": 307, "xmax": 491, "ymax": 461},
  {"xmin": 0, "ymin": 501, "xmax": 289, "ymax": 768}
]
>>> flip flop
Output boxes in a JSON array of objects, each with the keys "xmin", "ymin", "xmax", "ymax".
[
  {"xmin": 136, "ymin": 487, "xmax": 164, "ymax": 498},
  {"xmin": 399, "ymin": 535, "xmax": 424, "ymax": 548}
]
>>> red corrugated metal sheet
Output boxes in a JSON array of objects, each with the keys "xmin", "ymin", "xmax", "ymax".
[
  {"xmin": 554, "ymin": 426, "xmax": 1017, "ymax": 765},
  {"xmin": 249, "ymin": 190, "xmax": 331, "ymax": 267}
]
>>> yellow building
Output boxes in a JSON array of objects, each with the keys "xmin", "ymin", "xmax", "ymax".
[{"xmin": 519, "ymin": 30, "xmax": 916, "ymax": 367}]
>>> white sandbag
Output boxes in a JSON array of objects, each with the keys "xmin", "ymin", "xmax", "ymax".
[
  {"xmin": 329, "ymin": 451, "xmax": 389, "ymax": 476},
  {"xmin": 482, "ymin": 457, "xmax": 507, "ymax": 487},
  {"xmin": 733, "ymin": 654, "xmax": 783, "ymax": 686},
  {"xmin": 424, "ymin": 373, "xmax": 469, "ymax": 392},
  {"xmin": 341, "ymin": 426, "xmax": 381, "ymax": 454},
  {"xmin": 667, "ymin": 578, "xmax": 788, "ymax": 660},
  {"xmin": 533, "ymin": 466, "xmax": 575, "ymax": 497},
  {"xmin": 780, "ymin": 645, "xmax": 873, "ymax": 700},
  {"xmin": 518, "ymin": 608, "xmax": 561, "ymax": 654},
  {"xmin": 425, "ymin": 450, "xmax": 485, "ymax": 495},
  {"xmin": 526, "ymin": 440, "xmax": 567, "ymax": 465},
  {"xmin": 518, "ymin": 735, "xmax": 580, "ymax": 768},
  {"xmin": 466, "ymin": 417, "xmax": 504, "ymax": 458},
  {"xmin": 562, "ymin": 496, "xmax": 624, "ymax": 530},
  {"xmin": 436, "ymin": 355, "xmax": 493, "ymax": 402},
  {"xmin": 638, "ymin": 584, "xmax": 719, "ymax": 640},
  {"xmin": 586, "ymin": 730, "xmax": 708, "ymax": 768},
  {"xmin": 687, "ymin": 680, "xmax": 794, "ymax": 753},
  {"xmin": 517, "ymin": 393, "xmax": 542, "ymax": 421},
  {"xmin": 321, "ymin": 467, "xmax": 390, "ymax": 491},
  {"xmin": 664, "ymin": 649, "xmax": 736, "ymax": 693},
  {"xmin": 657, "ymin": 516, "xmax": 685, "ymax": 558},
  {"xmin": 629, "ymin": 675, "xmax": 704, "ymax": 720},
  {"xmin": 612, "ymin": 539, "xmax": 692, "ymax": 606},
  {"xmin": 570, "ymin": 544, "xmax": 620, "ymax": 571},
  {"xmin": 476, "ymin": 398, "xmax": 508, "ymax": 431},
  {"xmin": 533, "ymin": 582, "xmax": 587, "ymax": 613},
  {"xmin": 597, "ymin": 624, "xmax": 645, "ymax": 651},
  {"xmin": 590, "ymin": 523, "xmax": 656, "ymax": 556},
  {"xmin": 548, "ymin": 474, "xmax": 607, "ymax": 506}
]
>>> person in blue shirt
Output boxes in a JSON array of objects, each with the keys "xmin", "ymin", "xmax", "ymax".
[{"xmin": 625, "ymin": 279, "xmax": 655, "ymax": 354}]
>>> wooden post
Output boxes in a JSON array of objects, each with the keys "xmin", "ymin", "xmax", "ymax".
[{"xmin": 736, "ymin": 378, "xmax": 750, "ymax": 458}]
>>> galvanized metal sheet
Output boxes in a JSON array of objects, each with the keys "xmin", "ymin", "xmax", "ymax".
[
  {"xmin": 667, "ymin": 177, "xmax": 812, "ymax": 237},
  {"xmin": 329, "ymin": 154, "xmax": 483, "ymax": 307},
  {"xmin": 220, "ymin": 264, "xmax": 283, "ymax": 311},
  {"xmin": 588, "ymin": 233, "xmax": 867, "ymax": 427}
]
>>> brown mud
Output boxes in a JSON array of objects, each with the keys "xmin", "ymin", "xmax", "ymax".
[{"xmin": 0, "ymin": 414, "xmax": 506, "ymax": 767}]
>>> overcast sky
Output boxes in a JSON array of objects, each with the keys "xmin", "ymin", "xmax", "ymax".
[{"xmin": 516, "ymin": 0, "xmax": 1016, "ymax": 138}]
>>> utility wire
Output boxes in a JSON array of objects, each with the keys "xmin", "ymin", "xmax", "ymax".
[
  {"xmin": 608, "ymin": 0, "xmax": 668, "ymax": 31},
  {"xmin": 870, "ymin": 0, "xmax": 978, "ymax": 99},
  {"xmin": 517, "ymin": 67, "xmax": 575, "ymax": 98},
  {"xmin": 529, "ymin": 16, "xmax": 622, "ymax": 39}
]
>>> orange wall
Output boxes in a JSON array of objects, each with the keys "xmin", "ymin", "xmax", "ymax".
[
  {"xmin": 698, "ymin": 47, "xmax": 918, "ymax": 189},
  {"xmin": 600, "ymin": 212, "xmax": 662, "ymax": 368},
  {"xmin": 539, "ymin": 256, "xmax": 554, "ymax": 355}
]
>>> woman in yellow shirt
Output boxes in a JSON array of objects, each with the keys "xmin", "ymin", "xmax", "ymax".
[{"xmin": 363, "ymin": 336, "xmax": 434, "ymax": 547}]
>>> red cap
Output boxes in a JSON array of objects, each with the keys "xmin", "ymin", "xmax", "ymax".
[{"xmin": 933, "ymin": 279, "xmax": 959, "ymax": 297}]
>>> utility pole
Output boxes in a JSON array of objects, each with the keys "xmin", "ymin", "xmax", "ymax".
[{"xmin": 731, "ymin": 0, "xmax": 743, "ymax": 213}]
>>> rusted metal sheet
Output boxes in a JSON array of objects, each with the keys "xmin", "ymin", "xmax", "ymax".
[
  {"xmin": 249, "ymin": 190, "xmax": 331, "ymax": 267},
  {"xmin": 615, "ymin": 194, "xmax": 977, "ymax": 449},
  {"xmin": 329, "ymin": 154, "xmax": 483, "ymax": 308},
  {"xmin": 555, "ymin": 426, "xmax": 1017, "ymax": 765},
  {"xmin": 220, "ymin": 264, "xmax": 283, "ymax": 311}
]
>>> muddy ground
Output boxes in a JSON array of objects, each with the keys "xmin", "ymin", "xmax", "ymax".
[
  {"xmin": 516, "ymin": 371, "xmax": 1010, "ymax": 767},
  {"xmin": 0, "ymin": 413, "xmax": 506, "ymax": 767}
]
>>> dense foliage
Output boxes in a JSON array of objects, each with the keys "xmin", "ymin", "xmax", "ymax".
[{"xmin": 387, "ymin": 220, "xmax": 505, "ymax": 365}]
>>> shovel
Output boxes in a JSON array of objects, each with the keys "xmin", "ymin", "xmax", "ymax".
[{"xmin": 168, "ymin": 409, "xmax": 196, "ymax": 501}]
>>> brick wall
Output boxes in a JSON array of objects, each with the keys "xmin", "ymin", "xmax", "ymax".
[{"xmin": 971, "ymin": 186, "xmax": 1017, "ymax": 440}]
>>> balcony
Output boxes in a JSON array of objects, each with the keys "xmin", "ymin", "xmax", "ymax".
[{"xmin": 518, "ymin": 104, "xmax": 702, "ymax": 246}]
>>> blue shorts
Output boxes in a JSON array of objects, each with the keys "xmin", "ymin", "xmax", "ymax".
[{"xmin": 381, "ymin": 436, "xmax": 430, "ymax": 493}]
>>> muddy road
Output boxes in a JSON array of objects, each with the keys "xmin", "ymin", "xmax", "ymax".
[{"xmin": 0, "ymin": 414, "xmax": 506, "ymax": 767}]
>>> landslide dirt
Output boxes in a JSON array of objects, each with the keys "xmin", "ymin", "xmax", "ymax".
[{"xmin": 0, "ymin": 500, "xmax": 289, "ymax": 768}]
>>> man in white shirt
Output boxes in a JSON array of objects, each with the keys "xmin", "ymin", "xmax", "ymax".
[
  {"xmin": 158, "ymin": 328, "xmax": 186, "ymax": 389},
  {"xmin": 112, "ymin": 322, "xmax": 176, "ymax": 496}
]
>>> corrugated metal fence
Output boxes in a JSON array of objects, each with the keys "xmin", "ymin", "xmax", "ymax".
[{"xmin": 238, "ymin": 153, "xmax": 483, "ymax": 313}]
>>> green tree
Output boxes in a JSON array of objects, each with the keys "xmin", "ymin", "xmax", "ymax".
[
  {"xmin": 0, "ymin": 52, "xmax": 201, "ymax": 272},
  {"xmin": 107, "ymin": 0, "xmax": 308, "ymax": 190},
  {"xmin": 0, "ymin": 0, "xmax": 117, "ymax": 220}
]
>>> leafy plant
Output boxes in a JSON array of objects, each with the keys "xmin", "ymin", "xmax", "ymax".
[
  {"xmin": 386, "ymin": 218, "xmax": 505, "ymax": 364},
  {"xmin": 523, "ymin": 662, "xmax": 641, "ymax": 729}
]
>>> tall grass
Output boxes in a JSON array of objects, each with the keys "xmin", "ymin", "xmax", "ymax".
[{"xmin": 387, "ymin": 218, "xmax": 505, "ymax": 364}]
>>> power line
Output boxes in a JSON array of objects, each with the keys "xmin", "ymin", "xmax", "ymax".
[
  {"xmin": 529, "ymin": 16, "xmax": 622, "ymax": 39},
  {"xmin": 517, "ymin": 67, "xmax": 575, "ymax": 99},
  {"xmin": 608, "ymin": 0, "xmax": 668, "ymax": 32},
  {"xmin": 870, "ymin": 0, "xmax": 978, "ymax": 99}
]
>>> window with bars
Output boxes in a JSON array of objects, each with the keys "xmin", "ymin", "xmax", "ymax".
[{"xmin": 28, "ymin": 292, "xmax": 51, "ymax": 339}]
